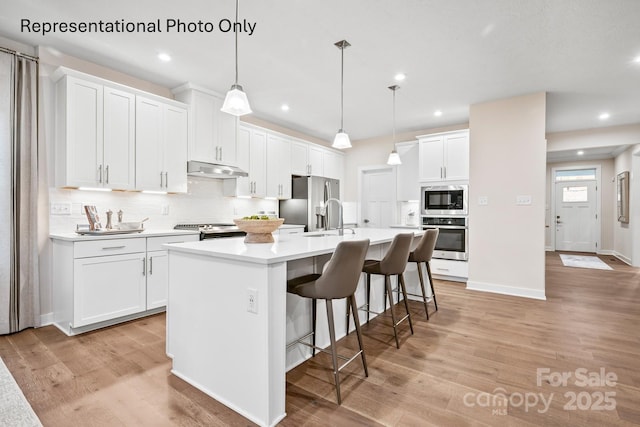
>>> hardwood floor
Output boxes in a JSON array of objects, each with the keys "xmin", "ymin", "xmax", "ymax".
[{"xmin": 1, "ymin": 252, "xmax": 639, "ymax": 426}]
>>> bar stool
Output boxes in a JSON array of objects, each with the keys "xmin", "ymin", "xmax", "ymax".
[
  {"xmin": 407, "ymin": 229, "xmax": 440, "ymax": 319},
  {"xmin": 359, "ymin": 233, "xmax": 414, "ymax": 349},
  {"xmin": 286, "ymin": 239, "xmax": 370, "ymax": 405}
]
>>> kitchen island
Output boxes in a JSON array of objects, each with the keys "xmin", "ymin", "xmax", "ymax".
[{"xmin": 165, "ymin": 228, "xmax": 422, "ymax": 427}]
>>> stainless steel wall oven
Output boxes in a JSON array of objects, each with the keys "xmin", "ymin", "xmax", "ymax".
[{"xmin": 421, "ymin": 216, "xmax": 468, "ymax": 261}]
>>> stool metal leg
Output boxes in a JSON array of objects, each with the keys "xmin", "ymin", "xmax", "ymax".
[
  {"xmin": 349, "ymin": 294, "xmax": 368, "ymax": 377},
  {"xmin": 426, "ymin": 262, "xmax": 437, "ymax": 311},
  {"xmin": 325, "ymin": 299, "xmax": 341, "ymax": 404},
  {"xmin": 416, "ymin": 261, "xmax": 430, "ymax": 320},
  {"xmin": 312, "ymin": 298, "xmax": 317, "ymax": 357},
  {"xmin": 385, "ymin": 275, "xmax": 400, "ymax": 349},
  {"xmin": 366, "ymin": 273, "xmax": 371, "ymax": 324},
  {"xmin": 345, "ymin": 294, "xmax": 351, "ymax": 334},
  {"xmin": 398, "ymin": 273, "xmax": 414, "ymax": 335}
]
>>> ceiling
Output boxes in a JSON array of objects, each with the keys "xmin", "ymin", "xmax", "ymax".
[{"xmin": 2, "ymin": 0, "xmax": 640, "ymax": 144}]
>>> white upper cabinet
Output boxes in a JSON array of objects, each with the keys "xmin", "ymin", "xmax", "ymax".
[
  {"xmin": 135, "ymin": 96, "xmax": 188, "ymax": 193},
  {"xmin": 266, "ymin": 134, "xmax": 292, "ymax": 199},
  {"xmin": 418, "ymin": 130, "xmax": 469, "ymax": 182},
  {"xmin": 173, "ymin": 85, "xmax": 238, "ymax": 166},
  {"xmin": 224, "ymin": 124, "xmax": 266, "ymax": 198},
  {"xmin": 322, "ymin": 150, "xmax": 344, "ymax": 182},
  {"xmin": 54, "ymin": 68, "xmax": 188, "ymax": 192},
  {"xmin": 103, "ymin": 87, "xmax": 136, "ymax": 189},
  {"xmin": 55, "ymin": 75, "xmax": 135, "ymax": 189},
  {"xmin": 290, "ymin": 140, "xmax": 343, "ymax": 180},
  {"xmin": 291, "ymin": 141, "xmax": 325, "ymax": 176},
  {"xmin": 395, "ymin": 141, "xmax": 420, "ymax": 201}
]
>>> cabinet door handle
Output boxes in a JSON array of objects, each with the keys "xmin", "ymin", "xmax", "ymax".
[
  {"xmin": 220, "ymin": 147, "xmax": 223, "ymax": 161},
  {"xmin": 443, "ymin": 166, "xmax": 447, "ymax": 179},
  {"xmin": 149, "ymin": 256, "xmax": 153, "ymax": 275},
  {"xmin": 105, "ymin": 165, "xmax": 109, "ymax": 184},
  {"xmin": 98, "ymin": 165, "xmax": 103, "ymax": 183},
  {"xmin": 142, "ymin": 258, "xmax": 146, "ymax": 276},
  {"xmin": 160, "ymin": 171, "xmax": 164, "ymax": 188},
  {"xmin": 440, "ymin": 167, "xmax": 443, "ymax": 179},
  {"xmin": 165, "ymin": 172, "xmax": 169, "ymax": 188}
]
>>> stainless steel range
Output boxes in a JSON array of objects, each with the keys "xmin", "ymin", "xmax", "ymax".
[{"xmin": 173, "ymin": 223, "xmax": 246, "ymax": 240}]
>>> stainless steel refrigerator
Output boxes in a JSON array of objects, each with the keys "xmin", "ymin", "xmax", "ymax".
[{"xmin": 279, "ymin": 176, "xmax": 340, "ymax": 232}]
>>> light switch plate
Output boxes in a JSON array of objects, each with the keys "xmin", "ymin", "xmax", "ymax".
[
  {"xmin": 478, "ymin": 196, "xmax": 489, "ymax": 206},
  {"xmin": 516, "ymin": 195, "xmax": 532, "ymax": 205}
]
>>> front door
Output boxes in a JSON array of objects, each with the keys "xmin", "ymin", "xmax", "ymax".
[
  {"xmin": 361, "ymin": 167, "xmax": 394, "ymax": 228},
  {"xmin": 555, "ymin": 181, "xmax": 597, "ymax": 252}
]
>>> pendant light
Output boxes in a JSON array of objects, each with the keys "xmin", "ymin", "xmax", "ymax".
[
  {"xmin": 387, "ymin": 85, "xmax": 402, "ymax": 165},
  {"xmin": 221, "ymin": 0, "xmax": 252, "ymax": 116},
  {"xmin": 332, "ymin": 40, "xmax": 352, "ymax": 149}
]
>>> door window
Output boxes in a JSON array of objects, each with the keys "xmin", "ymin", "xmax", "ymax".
[{"xmin": 562, "ymin": 186, "xmax": 588, "ymax": 203}]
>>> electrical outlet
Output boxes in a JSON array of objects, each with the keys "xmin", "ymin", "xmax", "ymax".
[
  {"xmin": 478, "ymin": 196, "xmax": 489, "ymax": 206},
  {"xmin": 516, "ymin": 195, "xmax": 532, "ymax": 205},
  {"xmin": 50, "ymin": 202, "xmax": 72, "ymax": 215},
  {"xmin": 247, "ymin": 288, "xmax": 258, "ymax": 314}
]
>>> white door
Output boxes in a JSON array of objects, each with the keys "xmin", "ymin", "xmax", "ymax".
[
  {"xmin": 135, "ymin": 96, "xmax": 164, "ymax": 191},
  {"xmin": 555, "ymin": 181, "xmax": 597, "ymax": 252},
  {"xmin": 361, "ymin": 167, "xmax": 395, "ymax": 228},
  {"xmin": 146, "ymin": 251, "xmax": 168, "ymax": 310}
]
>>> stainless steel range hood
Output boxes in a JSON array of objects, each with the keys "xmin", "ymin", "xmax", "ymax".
[{"xmin": 187, "ymin": 160, "xmax": 248, "ymax": 179}]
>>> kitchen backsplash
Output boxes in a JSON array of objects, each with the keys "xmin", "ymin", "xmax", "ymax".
[
  {"xmin": 48, "ymin": 177, "xmax": 278, "ymax": 233},
  {"xmin": 398, "ymin": 201, "xmax": 420, "ymax": 226}
]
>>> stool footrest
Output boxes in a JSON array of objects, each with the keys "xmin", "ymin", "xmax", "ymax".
[
  {"xmin": 394, "ymin": 313, "xmax": 411, "ymax": 328},
  {"xmin": 288, "ymin": 335, "xmax": 364, "ymax": 372}
]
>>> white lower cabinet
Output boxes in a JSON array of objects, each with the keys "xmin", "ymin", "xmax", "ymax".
[
  {"xmin": 146, "ymin": 250, "xmax": 168, "ymax": 310},
  {"xmin": 51, "ymin": 233, "xmax": 199, "ymax": 336},
  {"xmin": 430, "ymin": 259, "xmax": 469, "ymax": 281},
  {"xmin": 73, "ymin": 252, "xmax": 146, "ymax": 327}
]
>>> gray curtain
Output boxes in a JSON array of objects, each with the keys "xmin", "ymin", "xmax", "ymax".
[{"xmin": 0, "ymin": 50, "xmax": 39, "ymax": 334}]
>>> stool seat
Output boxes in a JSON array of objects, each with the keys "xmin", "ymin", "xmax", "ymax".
[
  {"xmin": 286, "ymin": 239, "xmax": 370, "ymax": 405},
  {"xmin": 362, "ymin": 259, "xmax": 383, "ymax": 275}
]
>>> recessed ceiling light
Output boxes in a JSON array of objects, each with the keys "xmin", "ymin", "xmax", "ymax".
[
  {"xmin": 434, "ymin": 110, "xmax": 443, "ymax": 117},
  {"xmin": 157, "ymin": 53, "xmax": 171, "ymax": 62},
  {"xmin": 394, "ymin": 73, "xmax": 406, "ymax": 82},
  {"xmin": 633, "ymin": 55, "xmax": 640, "ymax": 63},
  {"xmin": 577, "ymin": 150, "xmax": 584, "ymax": 156},
  {"xmin": 281, "ymin": 104, "xmax": 290, "ymax": 112},
  {"xmin": 598, "ymin": 112, "xmax": 610, "ymax": 120}
]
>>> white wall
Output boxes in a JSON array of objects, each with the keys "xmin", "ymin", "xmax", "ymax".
[
  {"xmin": 544, "ymin": 159, "xmax": 615, "ymax": 251},
  {"xmin": 467, "ymin": 93, "xmax": 547, "ymax": 300},
  {"xmin": 547, "ymin": 124, "xmax": 640, "ymax": 152},
  {"xmin": 613, "ymin": 146, "xmax": 635, "ymax": 263}
]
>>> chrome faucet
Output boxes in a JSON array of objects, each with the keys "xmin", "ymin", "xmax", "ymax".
[{"xmin": 324, "ymin": 198, "xmax": 355, "ymax": 236}]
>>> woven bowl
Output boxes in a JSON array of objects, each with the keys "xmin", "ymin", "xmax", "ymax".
[{"xmin": 233, "ymin": 218, "xmax": 285, "ymax": 243}]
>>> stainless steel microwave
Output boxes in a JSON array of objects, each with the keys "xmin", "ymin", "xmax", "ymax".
[{"xmin": 421, "ymin": 184, "xmax": 468, "ymax": 216}]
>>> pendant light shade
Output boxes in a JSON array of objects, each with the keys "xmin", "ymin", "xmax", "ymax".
[
  {"xmin": 333, "ymin": 131, "xmax": 351, "ymax": 149},
  {"xmin": 221, "ymin": 0, "xmax": 252, "ymax": 116},
  {"xmin": 221, "ymin": 84, "xmax": 252, "ymax": 116},
  {"xmin": 387, "ymin": 85, "xmax": 402, "ymax": 165},
  {"xmin": 332, "ymin": 40, "xmax": 351, "ymax": 149}
]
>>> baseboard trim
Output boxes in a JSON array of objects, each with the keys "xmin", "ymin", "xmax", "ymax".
[
  {"xmin": 39, "ymin": 312, "xmax": 54, "ymax": 327},
  {"xmin": 545, "ymin": 246, "xmax": 554, "ymax": 252},
  {"xmin": 596, "ymin": 249, "xmax": 614, "ymax": 256},
  {"xmin": 612, "ymin": 251, "xmax": 632, "ymax": 266},
  {"xmin": 466, "ymin": 280, "xmax": 546, "ymax": 300}
]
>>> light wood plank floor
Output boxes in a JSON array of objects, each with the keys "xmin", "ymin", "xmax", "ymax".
[{"xmin": 1, "ymin": 252, "xmax": 639, "ymax": 426}]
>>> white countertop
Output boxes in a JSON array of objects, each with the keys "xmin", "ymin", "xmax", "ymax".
[
  {"xmin": 165, "ymin": 228, "xmax": 421, "ymax": 265},
  {"xmin": 49, "ymin": 229, "xmax": 200, "ymax": 242},
  {"xmin": 278, "ymin": 224, "xmax": 305, "ymax": 229},
  {"xmin": 389, "ymin": 224, "xmax": 421, "ymax": 229}
]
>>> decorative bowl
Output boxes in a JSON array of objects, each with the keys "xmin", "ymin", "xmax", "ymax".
[{"xmin": 233, "ymin": 218, "xmax": 285, "ymax": 243}]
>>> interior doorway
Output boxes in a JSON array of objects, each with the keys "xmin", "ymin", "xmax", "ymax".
[
  {"xmin": 358, "ymin": 166, "xmax": 396, "ymax": 228},
  {"xmin": 551, "ymin": 166, "xmax": 601, "ymax": 252}
]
